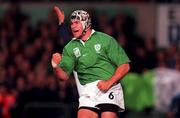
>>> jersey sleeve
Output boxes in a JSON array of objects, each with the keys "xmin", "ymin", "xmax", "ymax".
[
  {"xmin": 107, "ymin": 38, "xmax": 130, "ymax": 66},
  {"xmin": 58, "ymin": 47, "xmax": 75, "ymax": 75},
  {"xmin": 58, "ymin": 24, "xmax": 71, "ymax": 45}
]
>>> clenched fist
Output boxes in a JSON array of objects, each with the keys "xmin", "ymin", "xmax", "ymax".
[{"xmin": 51, "ymin": 53, "xmax": 62, "ymax": 68}]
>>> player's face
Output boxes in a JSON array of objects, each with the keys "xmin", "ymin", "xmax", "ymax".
[{"xmin": 71, "ymin": 20, "xmax": 83, "ymax": 38}]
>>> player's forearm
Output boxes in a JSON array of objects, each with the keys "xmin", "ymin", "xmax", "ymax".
[
  {"xmin": 108, "ymin": 63, "xmax": 130, "ymax": 86},
  {"xmin": 54, "ymin": 67, "xmax": 69, "ymax": 81}
]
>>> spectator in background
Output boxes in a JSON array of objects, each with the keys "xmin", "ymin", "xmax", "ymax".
[
  {"xmin": 167, "ymin": 43, "xmax": 179, "ymax": 69},
  {"xmin": 168, "ymin": 9, "xmax": 180, "ymax": 46},
  {"xmin": 122, "ymin": 15, "xmax": 146, "ymax": 73},
  {"xmin": 144, "ymin": 37, "xmax": 158, "ymax": 69},
  {"xmin": 168, "ymin": 94, "xmax": 180, "ymax": 118}
]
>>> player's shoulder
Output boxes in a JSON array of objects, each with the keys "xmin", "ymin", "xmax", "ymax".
[
  {"xmin": 94, "ymin": 31, "xmax": 114, "ymax": 41},
  {"xmin": 63, "ymin": 39, "xmax": 79, "ymax": 50},
  {"xmin": 95, "ymin": 31, "xmax": 110, "ymax": 37},
  {"xmin": 63, "ymin": 40, "xmax": 74, "ymax": 49}
]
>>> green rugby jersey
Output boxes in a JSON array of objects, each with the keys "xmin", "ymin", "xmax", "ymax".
[{"xmin": 59, "ymin": 30, "xmax": 130, "ymax": 85}]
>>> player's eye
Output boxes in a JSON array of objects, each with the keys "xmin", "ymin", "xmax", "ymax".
[{"xmin": 71, "ymin": 21, "xmax": 79, "ymax": 25}]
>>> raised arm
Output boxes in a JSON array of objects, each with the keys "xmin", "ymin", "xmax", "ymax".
[{"xmin": 54, "ymin": 6, "xmax": 71, "ymax": 44}]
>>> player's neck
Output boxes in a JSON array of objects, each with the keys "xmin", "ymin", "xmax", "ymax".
[{"xmin": 81, "ymin": 28, "xmax": 92, "ymax": 42}]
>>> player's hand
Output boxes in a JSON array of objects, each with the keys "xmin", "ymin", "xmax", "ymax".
[
  {"xmin": 53, "ymin": 6, "xmax": 65, "ymax": 24},
  {"xmin": 97, "ymin": 80, "xmax": 113, "ymax": 92},
  {"xmin": 51, "ymin": 53, "xmax": 62, "ymax": 68}
]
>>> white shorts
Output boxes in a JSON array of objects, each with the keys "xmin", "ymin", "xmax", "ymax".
[{"xmin": 77, "ymin": 80, "xmax": 125, "ymax": 112}]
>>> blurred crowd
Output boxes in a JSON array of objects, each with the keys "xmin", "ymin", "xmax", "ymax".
[
  {"xmin": 0, "ymin": 3, "xmax": 179, "ymax": 118},
  {"xmin": 0, "ymin": 3, "xmax": 79, "ymax": 118}
]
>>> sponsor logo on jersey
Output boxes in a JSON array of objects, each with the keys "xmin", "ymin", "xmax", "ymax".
[
  {"xmin": 94, "ymin": 44, "xmax": 101, "ymax": 53},
  {"xmin": 73, "ymin": 47, "xmax": 81, "ymax": 57}
]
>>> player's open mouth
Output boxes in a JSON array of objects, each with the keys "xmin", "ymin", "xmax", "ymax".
[{"xmin": 73, "ymin": 30, "xmax": 79, "ymax": 33}]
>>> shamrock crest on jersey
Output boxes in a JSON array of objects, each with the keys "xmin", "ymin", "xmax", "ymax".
[
  {"xmin": 73, "ymin": 47, "xmax": 81, "ymax": 58},
  {"xmin": 94, "ymin": 44, "xmax": 101, "ymax": 53}
]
